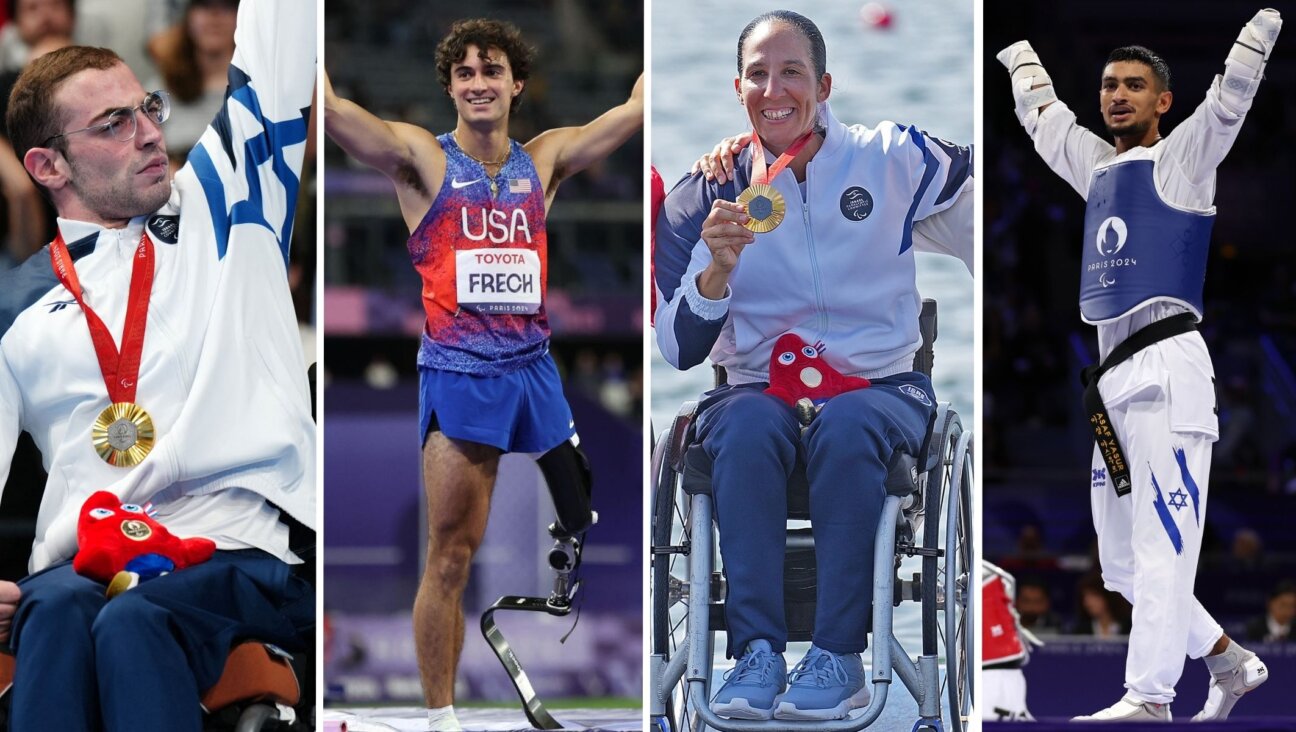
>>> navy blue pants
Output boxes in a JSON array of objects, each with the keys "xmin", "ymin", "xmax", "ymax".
[
  {"xmin": 694, "ymin": 374, "xmax": 936, "ymax": 657},
  {"xmin": 9, "ymin": 549, "xmax": 312, "ymax": 731}
]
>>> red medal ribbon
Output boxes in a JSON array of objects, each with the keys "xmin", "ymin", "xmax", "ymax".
[
  {"xmin": 750, "ymin": 129, "xmax": 817, "ymax": 185},
  {"xmin": 48, "ymin": 230, "xmax": 155, "ymax": 405}
]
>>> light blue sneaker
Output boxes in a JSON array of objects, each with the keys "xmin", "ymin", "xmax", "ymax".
[
  {"xmin": 710, "ymin": 639, "xmax": 787, "ymax": 720},
  {"xmin": 773, "ymin": 645, "xmax": 871, "ymax": 720}
]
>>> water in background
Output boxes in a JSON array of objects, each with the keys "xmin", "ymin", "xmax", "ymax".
[{"xmin": 651, "ymin": 0, "xmax": 973, "ymax": 721}]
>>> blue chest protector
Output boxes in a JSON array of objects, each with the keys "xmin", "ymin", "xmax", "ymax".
[{"xmin": 1080, "ymin": 159, "xmax": 1213, "ymax": 323}]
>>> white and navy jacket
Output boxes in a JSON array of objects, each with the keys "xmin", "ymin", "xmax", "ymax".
[
  {"xmin": 0, "ymin": 0, "xmax": 316, "ymax": 572},
  {"xmin": 654, "ymin": 103, "xmax": 973, "ymax": 383}
]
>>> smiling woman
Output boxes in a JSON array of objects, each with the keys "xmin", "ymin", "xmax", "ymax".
[
  {"xmin": 734, "ymin": 12, "xmax": 829, "ymax": 156},
  {"xmin": 651, "ymin": 4, "xmax": 974, "ymax": 726}
]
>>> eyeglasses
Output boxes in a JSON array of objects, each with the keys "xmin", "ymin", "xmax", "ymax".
[{"xmin": 43, "ymin": 90, "xmax": 171, "ymax": 147}]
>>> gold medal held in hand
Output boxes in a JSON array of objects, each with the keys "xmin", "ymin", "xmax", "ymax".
[
  {"xmin": 92, "ymin": 402, "xmax": 156, "ymax": 467},
  {"xmin": 737, "ymin": 183, "xmax": 785, "ymax": 233}
]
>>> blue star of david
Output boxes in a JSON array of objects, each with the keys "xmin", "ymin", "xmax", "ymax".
[{"xmin": 1168, "ymin": 489, "xmax": 1188, "ymax": 510}]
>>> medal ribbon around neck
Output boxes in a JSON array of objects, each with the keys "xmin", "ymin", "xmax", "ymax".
[
  {"xmin": 49, "ymin": 230, "xmax": 158, "ymax": 466},
  {"xmin": 738, "ymin": 129, "xmax": 816, "ymax": 233}
]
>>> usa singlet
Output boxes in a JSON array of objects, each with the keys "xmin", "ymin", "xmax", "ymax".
[{"xmin": 409, "ymin": 134, "xmax": 549, "ymax": 376}]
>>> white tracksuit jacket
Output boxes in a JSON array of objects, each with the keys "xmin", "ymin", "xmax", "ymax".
[
  {"xmin": 0, "ymin": 0, "xmax": 316, "ymax": 573},
  {"xmin": 654, "ymin": 103, "xmax": 972, "ymax": 382}
]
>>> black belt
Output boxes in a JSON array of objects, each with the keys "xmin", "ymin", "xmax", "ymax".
[{"xmin": 1080, "ymin": 313, "xmax": 1197, "ymax": 497}]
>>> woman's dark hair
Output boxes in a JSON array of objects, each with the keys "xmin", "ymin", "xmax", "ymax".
[{"xmin": 737, "ymin": 10, "xmax": 827, "ymax": 80}]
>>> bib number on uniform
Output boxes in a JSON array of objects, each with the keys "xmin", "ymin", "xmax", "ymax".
[{"xmin": 455, "ymin": 249, "xmax": 542, "ymax": 314}]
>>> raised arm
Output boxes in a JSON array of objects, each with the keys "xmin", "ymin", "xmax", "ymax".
[
  {"xmin": 323, "ymin": 70, "xmax": 446, "ymax": 231},
  {"xmin": 525, "ymin": 73, "xmax": 643, "ymax": 206},
  {"xmin": 324, "ymin": 70, "xmax": 424, "ymax": 181},
  {"xmin": 1161, "ymin": 9, "xmax": 1281, "ymax": 186},
  {"xmin": 182, "ymin": 0, "xmax": 315, "ymax": 260},
  {"xmin": 997, "ymin": 41, "xmax": 1059, "ymax": 135},
  {"xmin": 998, "ymin": 41, "xmax": 1113, "ymax": 198},
  {"xmin": 653, "ymin": 172, "xmax": 738, "ymax": 370}
]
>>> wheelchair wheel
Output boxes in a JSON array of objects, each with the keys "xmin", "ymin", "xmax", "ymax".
[
  {"xmin": 921, "ymin": 408, "xmax": 973, "ymax": 732},
  {"xmin": 944, "ymin": 429, "xmax": 974, "ymax": 730},
  {"xmin": 650, "ymin": 407, "xmax": 709, "ymax": 732},
  {"xmin": 920, "ymin": 408, "xmax": 959, "ymax": 659}
]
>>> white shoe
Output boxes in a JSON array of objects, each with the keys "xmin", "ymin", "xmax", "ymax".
[
  {"xmin": 1193, "ymin": 653, "xmax": 1268, "ymax": 721},
  {"xmin": 1073, "ymin": 695, "xmax": 1171, "ymax": 722}
]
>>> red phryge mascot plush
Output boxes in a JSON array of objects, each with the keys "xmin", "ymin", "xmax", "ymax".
[
  {"xmin": 764, "ymin": 333, "xmax": 872, "ymax": 407},
  {"xmin": 73, "ymin": 491, "xmax": 216, "ymax": 598}
]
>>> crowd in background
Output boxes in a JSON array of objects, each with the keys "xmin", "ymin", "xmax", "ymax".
[{"xmin": 992, "ymin": 521, "xmax": 1295, "ymax": 644}]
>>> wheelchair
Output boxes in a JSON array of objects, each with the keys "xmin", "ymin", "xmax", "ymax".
[
  {"xmin": 0, "ymin": 519, "xmax": 315, "ymax": 732},
  {"xmin": 649, "ymin": 300, "xmax": 974, "ymax": 732}
]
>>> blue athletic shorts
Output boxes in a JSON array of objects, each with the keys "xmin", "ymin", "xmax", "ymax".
[{"xmin": 418, "ymin": 354, "xmax": 575, "ymax": 453}]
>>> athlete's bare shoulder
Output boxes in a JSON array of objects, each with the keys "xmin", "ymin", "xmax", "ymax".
[
  {"xmin": 323, "ymin": 72, "xmax": 450, "ymax": 231},
  {"xmin": 521, "ymin": 129, "xmax": 570, "ymax": 199},
  {"xmin": 385, "ymin": 124, "xmax": 450, "ymax": 232},
  {"xmin": 522, "ymin": 73, "xmax": 643, "ymax": 210},
  {"xmin": 389, "ymin": 124, "xmax": 446, "ymax": 197}
]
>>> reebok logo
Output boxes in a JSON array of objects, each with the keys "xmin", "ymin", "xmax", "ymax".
[
  {"xmin": 47, "ymin": 299, "xmax": 77, "ymax": 313},
  {"xmin": 451, "ymin": 178, "xmax": 482, "ymax": 189}
]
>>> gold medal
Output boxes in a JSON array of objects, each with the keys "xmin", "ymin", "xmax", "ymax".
[
  {"xmin": 737, "ymin": 183, "xmax": 786, "ymax": 233},
  {"xmin": 50, "ymin": 229, "xmax": 159, "ymax": 469},
  {"xmin": 740, "ymin": 130, "xmax": 814, "ymax": 234},
  {"xmin": 92, "ymin": 402, "xmax": 156, "ymax": 467}
]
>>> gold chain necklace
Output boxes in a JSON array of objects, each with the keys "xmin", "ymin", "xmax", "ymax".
[
  {"xmin": 452, "ymin": 129, "xmax": 509, "ymax": 166},
  {"xmin": 452, "ymin": 129, "xmax": 510, "ymax": 197}
]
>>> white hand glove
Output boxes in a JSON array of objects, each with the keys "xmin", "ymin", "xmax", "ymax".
[
  {"xmin": 1233, "ymin": 8, "xmax": 1282, "ymax": 71},
  {"xmin": 1221, "ymin": 9, "xmax": 1282, "ymax": 111},
  {"xmin": 998, "ymin": 40, "xmax": 1058, "ymax": 130}
]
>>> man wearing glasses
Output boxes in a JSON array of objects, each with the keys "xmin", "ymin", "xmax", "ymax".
[{"xmin": 0, "ymin": 0, "xmax": 315, "ymax": 729}]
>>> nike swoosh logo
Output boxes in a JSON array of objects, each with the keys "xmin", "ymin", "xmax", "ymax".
[{"xmin": 451, "ymin": 178, "xmax": 482, "ymax": 189}]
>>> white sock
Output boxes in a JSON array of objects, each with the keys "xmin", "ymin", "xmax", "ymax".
[
  {"xmin": 427, "ymin": 705, "xmax": 462, "ymax": 731},
  {"xmin": 1203, "ymin": 638, "xmax": 1249, "ymax": 675}
]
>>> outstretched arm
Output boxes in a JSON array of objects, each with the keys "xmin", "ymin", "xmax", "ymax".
[
  {"xmin": 1162, "ymin": 9, "xmax": 1281, "ymax": 186},
  {"xmin": 526, "ymin": 73, "xmax": 643, "ymax": 202},
  {"xmin": 913, "ymin": 189, "xmax": 973, "ymax": 276},
  {"xmin": 997, "ymin": 41, "xmax": 1058, "ymax": 135},
  {"xmin": 998, "ymin": 41, "xmax": 1112, "ymax": 198},
  {"xmin": 1217, "ymin": 8, "xmax": 1281, "ymax": 117},
  {"xmin": 324, "ymin": 70, "xmax": 423, "ymax": 180},
  {"xmin": 182, "ymin": 0, "xmax": 315, "ymax": 261},
  {"xmin": 323, "ymin": 70, "xmax": 445, "ymax": 230}
]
